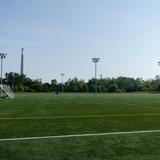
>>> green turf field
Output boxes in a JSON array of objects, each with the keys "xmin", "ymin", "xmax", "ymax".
[{"xmin": 1, "ymin": 93, "xmax": 160, "ymax": 160}]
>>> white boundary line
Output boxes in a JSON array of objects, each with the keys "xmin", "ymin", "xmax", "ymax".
[
  {"xmin": 1, "ymin": 130, "xmax": 160, "ymax": 142},
  {"xmin": 1, "ymin": 113, "xmax": 160, "ymax": 120}
]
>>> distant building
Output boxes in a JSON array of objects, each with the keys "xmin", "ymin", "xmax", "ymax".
[{"xmin": 20, "ymin": 48, "xmax": 24, "ymax": 75}]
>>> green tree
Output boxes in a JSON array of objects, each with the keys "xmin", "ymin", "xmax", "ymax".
[
  {"xmin": 108, "ymin": 84, "xmax": 119, "ymax": 92},
  {"xmin": 51, "ymin": 79, "xmax": 57, "ymax": 91}
]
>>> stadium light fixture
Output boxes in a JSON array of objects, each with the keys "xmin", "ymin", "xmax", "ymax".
[
  {"xmin": 0, "ymin": 53, "xmax": 7, "ymax": 96},
  {"xmin": 92, "ymin": 58, "xmax": 100, "ymax": 94},
  {"xmin": 60, "ymin": 73, "xmax": 65, "ymax": 93}
]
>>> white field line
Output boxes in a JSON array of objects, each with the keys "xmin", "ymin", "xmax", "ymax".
[
  {"xmin": 1, "ymin": 113, "xmax": 160, "ymax": 120},
  {"xmin": 1, "ymin": 130, "xmax": 160, "ymax": 142}
]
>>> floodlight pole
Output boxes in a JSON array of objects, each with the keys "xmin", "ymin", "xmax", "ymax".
[
  {"xmin": 0, "ymin": 53, "xmax": 7, "ymax": 96},
  {"xmin": 12, "ymin": 72, "xmax": 15, "ymax": 92},
  {"xmin": 100, "ymin": 74, "xmax": 103, "ymax": 92},
  {"xmin": 61, "ymin": 73, "xmax": 65, "ymax": 93},
  {"xmin": 92, "ymin": 58, "xmax": 100, "ymax": 94}
]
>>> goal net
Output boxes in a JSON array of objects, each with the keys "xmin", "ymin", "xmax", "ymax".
[{"xmin": 0, "ymin": 85, "xmax": 15, "ymax": 99}]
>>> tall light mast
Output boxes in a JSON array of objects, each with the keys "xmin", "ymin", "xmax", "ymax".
[
  {"xmin": 92, "ymin": 58, "xmax": 100, "ymax": 94},
  {"xmin": 60, "ymin": 73, "xmax": 65, "ymax": 93},
  {"xmin": 20, "ymin": 48, "xmax": 24, "ymax": 75}
]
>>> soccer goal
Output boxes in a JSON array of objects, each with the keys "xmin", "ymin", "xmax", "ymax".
[{"xmin": 0, "ymin": 85, "xmax": 15, "ymax": 99}]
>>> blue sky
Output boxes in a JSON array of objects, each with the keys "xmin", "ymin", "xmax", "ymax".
[{"xmin": 0, "ymin": 0, "xmax": 160, "ymax": 82}]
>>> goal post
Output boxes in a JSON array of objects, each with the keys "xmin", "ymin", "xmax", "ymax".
[{"xmin": 0, "ymin": 85, "xmax": 15, "ymax": 99}]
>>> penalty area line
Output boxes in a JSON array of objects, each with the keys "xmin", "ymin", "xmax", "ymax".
[{"xmin": 1, "ymin": 130, "xmax": 160, "ymax": 142}]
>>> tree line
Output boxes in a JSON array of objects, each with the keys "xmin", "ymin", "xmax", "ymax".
[{"xmin": 3, "ymin": 72, "xmax": 160, "ymax": 93}]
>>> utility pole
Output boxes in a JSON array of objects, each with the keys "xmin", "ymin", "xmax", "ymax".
[
  {"xmin": 0, "ymin": 53, "xmax": 7, "ymax": 96},
  {"xmin": 60, "ymin": 73, "xmax": 65, "ymax": 93},
  {"xmin": 92, "ymin": 58, "xmax": 100, "ymax": 94}
]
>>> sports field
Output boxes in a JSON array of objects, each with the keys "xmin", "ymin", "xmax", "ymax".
[{"xmin": 1, "ymin": 93, "xmax": 160, "ymax": 160}]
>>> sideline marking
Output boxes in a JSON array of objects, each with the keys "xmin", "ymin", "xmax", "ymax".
[
  {"xmin": 0, "ymin": 113, "xmax": 160, "ymax": 120},
  {"xmin": 0, "ymin": 130, "xmax": 160, "ymax": 142}
]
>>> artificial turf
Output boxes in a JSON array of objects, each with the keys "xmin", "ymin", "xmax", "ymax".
[{"xmin": 0, "ymin": 93, "xmax": 160, "ymax": 160}]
